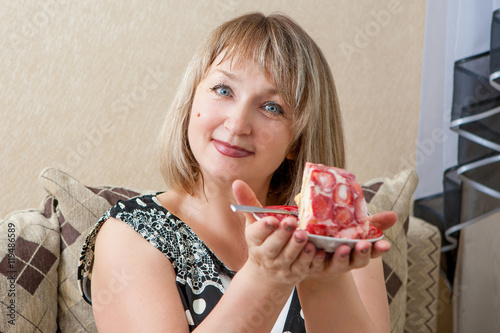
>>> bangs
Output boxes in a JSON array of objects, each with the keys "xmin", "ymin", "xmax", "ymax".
[{"xmin": 205, "ymin": 13, "xmax": 310, "ymax": 129}]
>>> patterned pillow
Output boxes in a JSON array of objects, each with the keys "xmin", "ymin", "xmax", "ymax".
[
  {"xmin": 362, "ymin": 169, "xmax": 418, "ymax": 333},
  {"xmin": 0, "ymin": 196, "xmax": 60, "ymax": 333},
  {"xmin": 39, "ymin": 167, "xmax": 143, "ymax": 332}
]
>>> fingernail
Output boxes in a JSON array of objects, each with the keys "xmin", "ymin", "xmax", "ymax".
[
  {"xmin": 361, "ymin": 249, "xmax": 369, "ymax": 253},
  {"xmin": 266, "ymin": 221, "xmax": 276, "ymax": 230},
  {"xmin": 285, "ymin": 223, "xmax": 294, "ymax": 232},
  {"xmin": 295, "ymin": 234, "xmax": 304, "ymax": 243},
  {"xmin": 315, "ymin": 252, "xmax": 325, "ymax": 260}
]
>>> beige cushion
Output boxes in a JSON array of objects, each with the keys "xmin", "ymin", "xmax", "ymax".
[
  {"xmin": 362, "ymin": 169, "xmax": 418, "ymax": 333},
  {"xmin": 0, "ymin": 197, "xmax": 60, "ymax": 333},
  {"xmin": 39, "ymin": 167, "xmax": 143, "ymax": 333}
]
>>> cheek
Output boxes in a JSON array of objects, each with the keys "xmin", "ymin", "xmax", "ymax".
[
  {"xmin": 255, "ymin": 128, "xmax": 275, "ymax": 147},
  {"xmin": 187, "ymin": 112, "xmax": 200, "ymax": 147},
  {"xmin": 190, "ymin": 95, "xmax": 217, "ymax": 127},
  {"xmin": 187, "ymin": 108, "xmax": 218, "ymax": 149},
  {"xmin": 254, "ymin": 123, "xmax": 293, "ymax": 153}
]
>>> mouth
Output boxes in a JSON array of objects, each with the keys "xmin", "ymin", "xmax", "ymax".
[{"xmin": 212, "ymin": 139, "xmax": 254, "ymax": 158}]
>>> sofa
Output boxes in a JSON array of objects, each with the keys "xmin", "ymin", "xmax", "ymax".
[{"xmin": 0, "ymin": 167, "xmax": 441, "ymax": 333}]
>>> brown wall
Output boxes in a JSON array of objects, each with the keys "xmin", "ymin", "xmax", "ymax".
[{"xmin": 1, "ymin": 0, "xmax": 426, "ymax": 217}]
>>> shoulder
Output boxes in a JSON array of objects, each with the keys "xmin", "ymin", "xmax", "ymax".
[
  {"xmin": 78, "ymin": 193, "xmax": 185, "ymax": 302},
  {"xmin": 91, "ymin": 217, "xmax": 189, "ymax": 332},
  {"xmin": 94, "ymin": 216, "xmax": 161, "ymax": 260},
  {"xmin": 108, "ymin": 193, "xmax": 187, "ymax": 242},
  {"xmin": 109, "ymin": 193, "xmax": 167, "ymax": 219},
  {"xmin": 94, "ymin": 217, "xmax": 166, "ymax": 266}
]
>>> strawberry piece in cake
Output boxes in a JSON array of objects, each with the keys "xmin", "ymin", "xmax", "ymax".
[{"xmin": 295, "ymin": 162, "xmax": 370, "ymax": 239}]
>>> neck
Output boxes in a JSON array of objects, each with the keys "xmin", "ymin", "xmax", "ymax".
[
  {"xmin": 180, "ymin": 176, "xmax": 270, "ymax": 270},
  {"xmin": 194, "ymin": 173, "xmax": 271, "ymax": 207}
]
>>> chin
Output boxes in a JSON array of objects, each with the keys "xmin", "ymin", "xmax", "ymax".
[{"xmin": 201, "ymin": 165, "xmax": 244, "ymax": 184}]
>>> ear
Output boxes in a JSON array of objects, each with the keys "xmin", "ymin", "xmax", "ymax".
[{"xmin": 285, "ymin": 141, "xmax": 299, "ymax": 160}]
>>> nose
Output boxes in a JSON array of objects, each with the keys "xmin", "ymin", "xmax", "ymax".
[{"xmin": 224, "ymin": 101, "xmax": 252, "ymax": 136}]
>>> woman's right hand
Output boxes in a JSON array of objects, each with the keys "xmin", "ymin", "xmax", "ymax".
[{"xmin": 232, "ymin": 180, "xmax": 317, "ymax": 289}]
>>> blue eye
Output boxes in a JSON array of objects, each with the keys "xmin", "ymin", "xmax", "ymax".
[
  {"xmin": 263, "ymin": 103, "xmax": 284, "ymax": 115},
  {"xmin": 265, "ymin": 104, "xmax": 278, "ymax": 113},
  {"xmin": 211, "ymin": 84, "xmax": 232, "ymax": 97},
  {"xmin": 217, "ymin": 87, "xmax": 231, "ymax": 96}
]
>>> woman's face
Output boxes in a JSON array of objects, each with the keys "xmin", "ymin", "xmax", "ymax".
[{"xmin": 187, "ymin": 53, "xmax": 294, "ymax": 192}]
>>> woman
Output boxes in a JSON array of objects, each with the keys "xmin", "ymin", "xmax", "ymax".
[{"xmin": 78, "ymin": 12, "xmax": 396, "ymax": 332}]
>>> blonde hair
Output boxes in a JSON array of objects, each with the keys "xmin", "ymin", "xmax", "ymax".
[{"xmin": 158, "ymin": 12, "xmax": 345, "ymax": 205}]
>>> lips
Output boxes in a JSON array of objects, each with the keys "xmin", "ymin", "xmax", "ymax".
[{"xmin": 212, "ymin": 139, "xmax": 254, "ymax": 158}]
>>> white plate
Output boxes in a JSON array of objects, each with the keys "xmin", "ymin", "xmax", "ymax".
[
  {"xmin": 251, "ymin": 210, "xmax": 384, "ymax": 253},
  {"xmin": 307, "ymin": 233, "xmax": 384, "ymax": 253}
]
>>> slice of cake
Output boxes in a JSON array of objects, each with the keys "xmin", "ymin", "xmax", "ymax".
[{"xmin": 295, "ymin": 162, "xmax": 370, "ymax": 239}]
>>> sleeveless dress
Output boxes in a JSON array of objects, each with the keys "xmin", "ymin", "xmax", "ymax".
[{"xmin": 77, "ymin": 194, "xmax": 306, "ymax": 332}]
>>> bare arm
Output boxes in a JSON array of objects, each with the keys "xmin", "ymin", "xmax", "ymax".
[
  {"xmin": 351, "ymin": 257, "xmax": 391, "ymax": 331},
  {"xmin": 91, "ymin": 217, "xmax": 190, "ymax": 332},
  {"xmin": 296, "ymin": 212, "xmax": 397, "ymax": 333},
  {"xmin": 297, "ymin": 255, "xmax": 390, "ymax": 333}
]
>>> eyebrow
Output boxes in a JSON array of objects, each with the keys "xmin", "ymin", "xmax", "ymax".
[
  {"xmin": 216, "ymin": 69, "xmax": 279, "ymax": 95},
  {"xmin": 216, "ymin": 69, "xmax": 238, "ymax": 81}
]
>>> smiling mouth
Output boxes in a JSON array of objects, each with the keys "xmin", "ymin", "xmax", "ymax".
[{"xmin": 212, "ymin": 139, "xmax": 254, "ymax": 158}]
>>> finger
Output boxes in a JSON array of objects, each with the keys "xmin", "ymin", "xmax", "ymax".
[
  {"xmin": 328, "ymin": 244, "xmax": 352, "ymax": 271},
  {"xmin": 279, "ymin": 229, "xmax": 309, "ymax": 263},
  {"xmin": 246, "ymin": 216, "xmax": 280, "ymax": 246},
  {"xmin": 290, "ymin": 240, "xmax": 316, "ymax": 276},
  {"xmin": 370, "ymin": 239, "xmax": 391, "ymax": 259},
  {"xmin": 260, "ymin": 217, "xmax": 298, "ymax": 259},
  {"xmin": 367, "ymin": 211, "xmax": 398, "ymax": 231},
  {"xmin": 232, "ymin": 179, "xmax": 262, "ymax": 207},
  {"xmin": 232, "ymin": 180, "xmax": 262, "ymax": 224},
  {"xmin": 350, "ymin": 241, "xmax": 372, "ymax": 269},
  {"xmin": 308, "ymin": 246, "xmax": 327, "ymax": 274}
]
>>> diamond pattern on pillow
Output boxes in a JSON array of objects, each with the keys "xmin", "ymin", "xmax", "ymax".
[
  {"xmin": 87, "ymin": 186, "xmax": 145, "ymax": 206},
  {"xmin": 362, "ymin": 169, "xmax": 418, "ymax": 333},
  {"xmin": 383, "ymin": 259, "xmax": 404, "ymax": 304},
  {"xmin": 362, "ymin": 181, "xmax": 384, "ymax": 203},
  {"xmin": 0, "ymin": 237, "xmax": 57, "ymax": 295},
  {"xmin": 0, "ymin": 196, "xmax": 60, "ymax": 333},
  {"xmin": 60, "ymin": 220, "xmax": 81, "ymax": 251},
  {"xmin": 39, "ymin": 167, "xmax": 143, "ymax": 333}
]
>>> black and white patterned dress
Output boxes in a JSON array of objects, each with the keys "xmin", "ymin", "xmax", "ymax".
[{"xmin": 77, "ymin": 194, "xmax": 306, "ymax": 332}]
